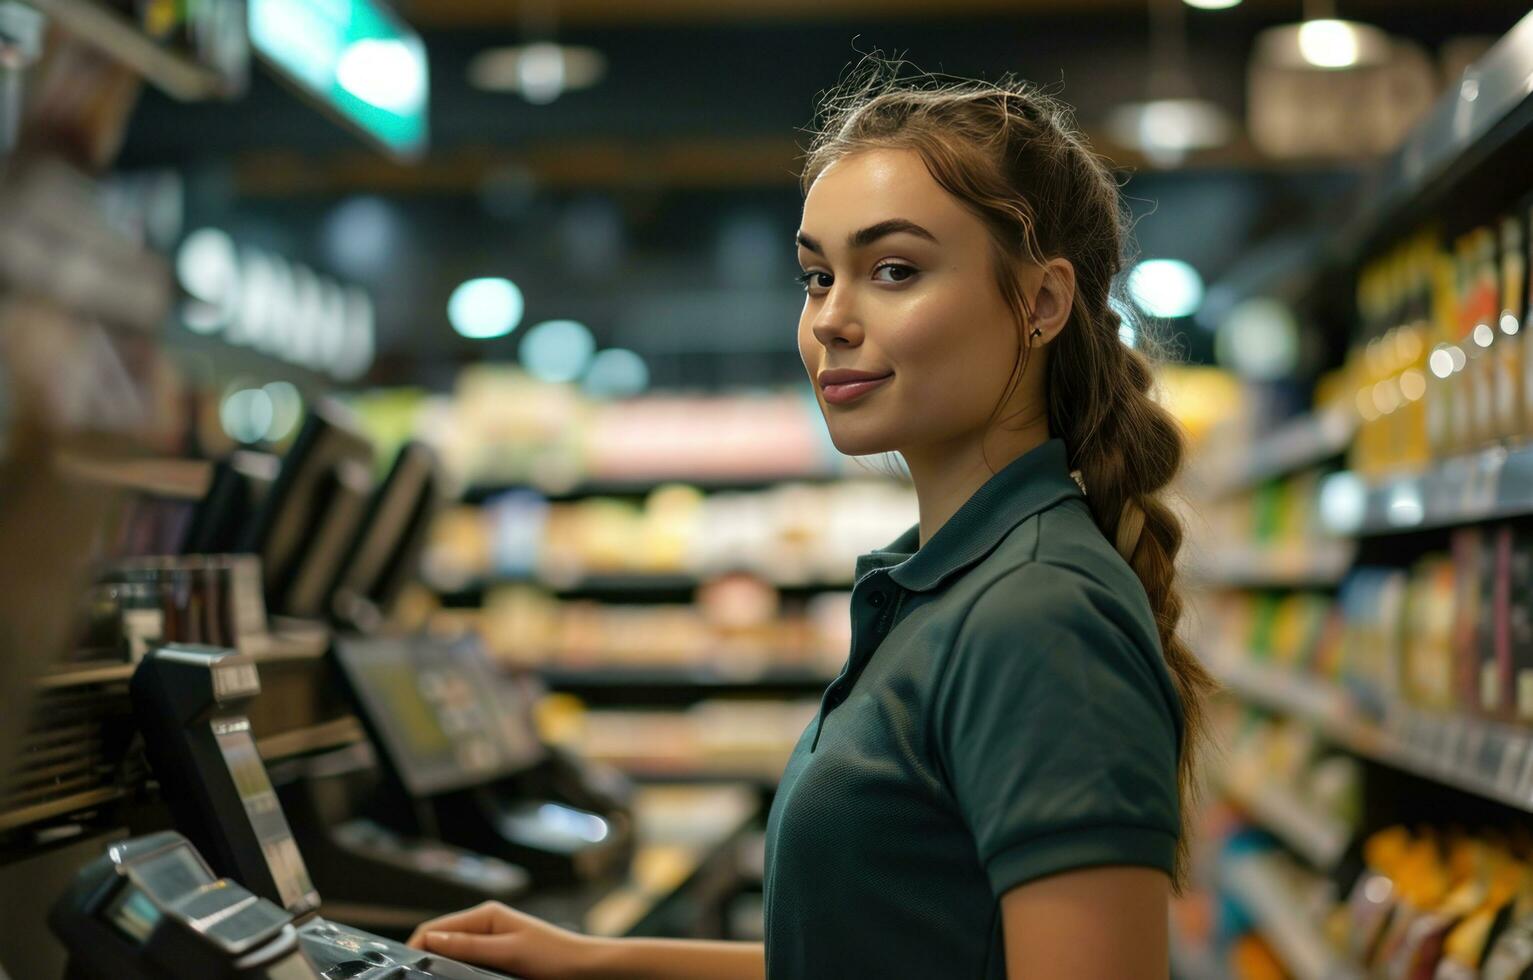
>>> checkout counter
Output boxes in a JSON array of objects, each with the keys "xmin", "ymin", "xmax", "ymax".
[
  {"xmin": 59, "ymin": 643, "xmax": 514, "ymax": 980},
  {"xmin": 17, "ymin": 409, "xmax": 761, "ymax": 979}
]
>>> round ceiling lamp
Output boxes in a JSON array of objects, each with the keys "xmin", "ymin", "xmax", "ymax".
[
  {"xmin": 468, "ymin": 43, "xmax": 607, "ymax": 104},
  {"xmin": 1255, "ymin": 0, "xmax": 1393, "ymax": 72}
]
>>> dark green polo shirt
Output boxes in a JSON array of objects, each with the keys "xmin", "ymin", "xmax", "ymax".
[{"xmin": 762, "ymin": 438, "xmax": 1183, "ymax": 979}]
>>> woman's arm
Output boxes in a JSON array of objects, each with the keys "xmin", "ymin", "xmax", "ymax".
[
  {"xmin": 408, "ymin": 901, "xmax": 765, "ymax": 980},
  {"xmin": 1000, "ymin": 866, "xmax": 1169, "ymax": 979},
  {"xmin": 583, "ymin": 937, "xmax": 766, "ymax": 980}
]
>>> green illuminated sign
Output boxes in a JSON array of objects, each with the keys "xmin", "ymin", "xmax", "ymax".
[{"xmin": 249, "ymin": 0, "xmax": 428, "ymax": 158}]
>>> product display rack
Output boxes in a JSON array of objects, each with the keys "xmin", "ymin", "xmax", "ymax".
[
  {"xmin": 1215, "ymin": 658, "xmax": 1533, "ymax": 817},
  {"xmin": 1181, "ymin": 16, "xmax": 1533, "ymax": 977},
  {"xmin": 438, "ymin": 571, "xmax": 853, "ymax": 607},
  {"xmin": 534, "ymin": 665, "xmax": 834, "ymax": 707},
  {"xmin": 1198, "ymin": 408, "xmax": 1355, "ymax": 498},
  {"xmin": 464, "ymin": 471, "xmax": 870, "ymax": 503},
  {"xmin": 1220, "ymin": 851, "xmax": 1362, "ymax": 980},
  {"xmin": 1349, "ymin": 441, "xmax": 1533, "ymax": 536},
  {"xmin": 1221, "ymin": 775, "xmax": 1352, "ymax": 872},
  {"xmin": 1182, "ymin": 542, "xmax": 1356, "ymax": 590}
]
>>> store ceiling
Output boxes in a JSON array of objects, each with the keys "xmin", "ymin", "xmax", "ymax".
[
  {"xmin": 400, "ymin": 0, "xmax": 1521, "ymax": 26},
  {"xmin": 113, "ymin": 3, "xmax": 1525, "ymax": 389}
]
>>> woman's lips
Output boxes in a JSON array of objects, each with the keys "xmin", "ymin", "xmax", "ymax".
[{"xmin": 822, "ymin": 373, "xmax": 893, "ymax": 405}]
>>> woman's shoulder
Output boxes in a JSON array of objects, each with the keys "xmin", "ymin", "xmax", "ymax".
[{"xmin": 971, "ymin": 498, "xmax": 1159, "ymax": 648}]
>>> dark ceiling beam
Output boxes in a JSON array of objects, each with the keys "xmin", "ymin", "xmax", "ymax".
[{"xmin": 226, "ymin": 132, "xmax": 1342, "ymax": 197}]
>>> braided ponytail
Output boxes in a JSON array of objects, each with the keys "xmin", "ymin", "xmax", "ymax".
[
  {"xmin": 803, "ymin": 59, "xmax": 1215, "ymax": 890},
  {"xmin": 1050, "ymin": 300, "xmax": 1218, "ymax": 889}
]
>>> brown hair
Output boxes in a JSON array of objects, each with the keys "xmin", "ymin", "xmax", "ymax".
[{"xmin": 801, "ymin": 62, "xmax": 1215, "ymax": 890}]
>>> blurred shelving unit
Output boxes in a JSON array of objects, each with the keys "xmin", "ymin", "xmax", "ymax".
[
  {"xmin": 534, "ymin": 665, "xmax": 833, "ymax": 707},
  {"xmin": 25, "ymin": 0, "xmax": 243, "ymax": 101},
  {"xmin": 464, "ymin": 472, "xmax": 875, "ymax": 503},
  {"xmin": 437, "ymin": 571, "xmax": 852, "ymax": 607},
  {"xmin": 1222, "ymin": 777, "xmax": 1352, "ymax": 872},
  {"xmin": 1349, "ymin": 442, "xmax": 1533, "ymax": 536},
  {"xmin": 1215, "ymin": 658, "xmax": 1533, "ymax": 816},
  {"xmin": 1196, "ymin": 409, "xmax": 1355, "ymax": 498},
  {"xmin": 1220, "ymin": 851, "xmax": 1361, "ymax": 980},
  {"xmin": 1182, "ymin": 542, "xmax": 1355, "ymax": 589}
]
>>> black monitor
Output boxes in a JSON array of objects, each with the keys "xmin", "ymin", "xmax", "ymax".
[
  {"xmin": 327, "ymin": 441, "xmax": 444, "ymax": 631},
  {"xmin": 183, "ymin": 451, "xmax": 281, "ymax": 556},
  {"xmin": 130, "ymin": 645, "xmax": 321, "ymax": 918},
  {"xmin": 240, "ymin": 406, "xmax": 375, "ymax": 619},
  {"xmin": 332, "ymin": 634, "xmax": 545, "ymax": 799}
]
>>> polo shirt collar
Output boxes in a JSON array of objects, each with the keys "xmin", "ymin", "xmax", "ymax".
[{"xmin": 854, "ymin": 438, "xmax": 1085, "ymax": 593}]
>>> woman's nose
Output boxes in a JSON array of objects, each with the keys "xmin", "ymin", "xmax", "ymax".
[{"xmin": 811, "ymin": 288, "xmax": 863, "ymax": 348}]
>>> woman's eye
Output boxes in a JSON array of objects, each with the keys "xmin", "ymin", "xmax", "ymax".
[
  {"xmin": 796, "ymin": 271, "xmax": 832, "ymax": 293},
  {"xmin": 873, "ymin": 263, "xmax": 917, "ymax": 284}
]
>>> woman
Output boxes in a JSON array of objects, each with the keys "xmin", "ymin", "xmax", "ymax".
[{"xmin": 408, "ymin": 65, "xmax": 1214, "ymax": 980}]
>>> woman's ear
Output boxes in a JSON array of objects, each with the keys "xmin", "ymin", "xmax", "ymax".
[{"xmin": 1028, "ymin": 258, "xmax": 1076, "ymax": 346}]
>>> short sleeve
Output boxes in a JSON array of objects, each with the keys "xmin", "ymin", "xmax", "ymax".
[{"xmin": 932, "ymin": 562, "xmax": 1182, "ymax": 897}]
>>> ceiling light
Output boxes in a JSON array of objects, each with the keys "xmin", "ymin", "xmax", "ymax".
[
  {"xmin": 582, "ymin": 348, "xmax": 650, "ymax": 398},
  {"xmin": 262, "ymin": 381, "xmax": 304, "ymax": 442},
  {"xmin": 221, "ymin": 386, "xmax": 276, "ymax": 445},
  {"xmin": 1183, "ymin": 0, "xmax": 1241, "ymax": 8},
  {"xmin": 468, "ymin": 43, "xmax": 607, "ymax": 104},
  {"xmin": 336, "ymin": 37, "xmax": 428, "ymax": 113},
  {"xmin": 1256, "ymin": 19, "xmax": 1393, "ymax": 71},
  {"xmin": 1127, "ymin": 259, "xmax": 1205, "ymax": 319},
  {"xmin": 521, "ymin": 319, "xmax": 595, "ymax": 383},
  {"xmin": 448, "ymin": 277, "xmax": 524, "ymax": 340},
  {"xmin": 1104, "ymin": 97, "xmax": 1234, "ymax": 167},
  {"xmin": 1215, "ymin": 297, "xmax": 1299, "ymax": 380}
]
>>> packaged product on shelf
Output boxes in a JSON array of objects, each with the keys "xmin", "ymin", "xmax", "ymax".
[
  {"xmin": 1474, "ymin": 524, "xmax": 1514, "ymax": 720},
  {"xmin": 1483, "ymin": 901, "xmax": 1533, "ymax": 980},
  {"xmin": 1338, "ymin": 567, "xmax": 1408, "ymax": 713},
  {"xmin": 1512, "ymin": 523, "xmax": 1533, "ymax": 724},
  {"xmin": 1428, "ymin": 242, "xmax": 1461, "ymax": 462},
  {"xmin": 1498, "ymin": 213, "xmax": 1526, "ymax": 440},
  {"xmin": 1526, "ymin": 199, "xmax": 1533, "ymax": 431},
  {"xmin": 1434, "ymin": 854, "xmax": 1526, "ymax": 979},
  {"xmin": 1344, "ymin": 827, "xmax": 1412, "ymax": 965},
  {"xmin": 1383, "ymin": 843, "xmax": 1488, "ymax": 979},
  {"xmin": 1405, "ymin": 554, "xmax": 1457, "ymax": 711},
  {"xmin": 1452, "ymin": 528, "xmax": 1486, "ymax": 713}
]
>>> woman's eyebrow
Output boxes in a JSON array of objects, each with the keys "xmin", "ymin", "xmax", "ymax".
[{"xmin": 796, "ymin": 218, "xmax": 939, "ymax": 256}]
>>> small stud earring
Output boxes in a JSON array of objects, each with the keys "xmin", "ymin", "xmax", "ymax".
[{"xmin": 1030, "ymin": 328, "xmax": 1043, "ymax": 344}]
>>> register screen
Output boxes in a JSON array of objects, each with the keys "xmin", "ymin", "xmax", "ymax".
[{"xmin": 335, "ymin": 636, "xmax": 544, "ymax": 798}]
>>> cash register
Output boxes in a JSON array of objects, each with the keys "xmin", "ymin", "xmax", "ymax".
[
  {"xmin": 106, "ymin": 644, "xmax": 520, "ymax": 980},
  {"xmin": 333, "ymin": 632, "xmax": 635, "ymax": 887}
]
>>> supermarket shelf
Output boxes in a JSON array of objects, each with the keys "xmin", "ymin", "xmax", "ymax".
[
  {"xmin": 255, "ymin": 716, "xmax": 366, "ymax": 762},
  {"xmin": 596, "ymin": 759, "xmax": 785, "ymax": 791},
  {"xmin": 1216, "ymin": 659, "xmax": 1533, "ymax": 815},
  {"xmin": 1221, "ymin": 852, "xmax": 1361, "ymax": 980},
  {"xmin": 0, "ymin": 785, "xmax": 127, "ymax": 834},
  {"xmin": 54, "ymin": 450, "xmax": 213, "ymax": 501},
  {"xmin": 26, "ymin": 0, "xmax": 241, "ymax": 102},
  {"xmin": 437, "ymin": 572, "xmax": 853, "ymax": 606},
  {"xmin": 535, "ymin": 665, "xmax": 834, "ymax": 706},
  {"xmin": 241, "ymin": 620, "xmax": 333, "ymax": 661},
  {"xmin": 1184, "ymin": 543, "xmax": 1354, "ymax": 589},
  {"xmin": 464, "ymin": 471, "xmax": 870, "ymax": 502},
  {"xmin": 34, "ymin": 661, "xmax": 135, "ymax": 689},
  {"xmin": 1203, "ymin": 410, "xmax": 1355, "ymax": 496},
  {"xmin": 1224, "ymin": 779, "xmax": 1352, "ymax": 871},
  {"xmin": 1333, "ymin": 10, "xmax": 1533, "ymax": 265},
  {"xmin": 1350, "ymin": 443, "xmax": 1533, "ymax": 536}
]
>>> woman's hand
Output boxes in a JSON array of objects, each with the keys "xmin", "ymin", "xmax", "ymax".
[{"xmin": 406, "ymin": 901, "xmax": 600, "ymax": 980}]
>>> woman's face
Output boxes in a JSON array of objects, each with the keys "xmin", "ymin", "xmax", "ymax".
[{"xmin": 796, "ymin": 147, "xmax": 1035, "ymax": 459}]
